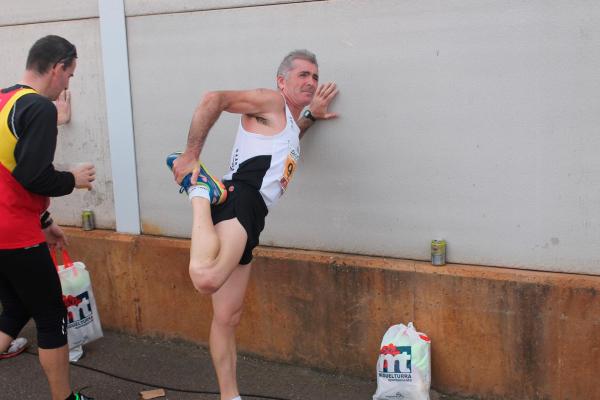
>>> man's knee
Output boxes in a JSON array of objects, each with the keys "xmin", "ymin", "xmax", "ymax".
[{"xmin": 189, "ymin": 263, "xmax": 220, "ymax": 294}]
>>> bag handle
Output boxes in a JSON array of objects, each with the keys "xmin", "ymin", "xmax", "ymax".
[
  {"xmin": 51, "ymin": 248, "xmax": 76, "ymax": 272},
  {"xmin": 61, "ymin": 249, "xmax": 74, "ymax": 267},
  {"xmin": 404, "ymin": 322, "xmax": 431, "ymax": 343}
]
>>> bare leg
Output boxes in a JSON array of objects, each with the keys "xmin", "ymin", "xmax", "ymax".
[
  {"xmin": 0, "ymin": 330, "xmax": 12, "ymax": 352},
  {"xmin": 190, "ymin": 197, "xmax": 220, "ymax": 264},
  {"xmin": 186, "ymin": 197, "xmax": 249, "ymax": 398},
  {"xmin": 38, "ymin": 344, "xmax": 71, "ymax": 400},
  {"xmin": 188, "ymin": 203, "xmax": 248, "ymax": 293},
  {"xmin": 210, "ymin": 264, "xmax": 252, "ymax": 400},
  {"xmin": 1, "ymin": 328, "xmax": 71, "ymax": 399}
]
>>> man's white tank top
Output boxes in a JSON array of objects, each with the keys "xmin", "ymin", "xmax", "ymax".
[{"xmin": 222, "ymin": 102, "xmax": 300, "ymax": 209}]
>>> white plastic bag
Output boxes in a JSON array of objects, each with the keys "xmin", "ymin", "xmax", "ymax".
[
  {"xmin": 53, "ymin": 249, "xmax": 103, "ymax": 352},
  {"xmin": 373, "ymin": 322, "xmax": 431, "ymax": 400}
]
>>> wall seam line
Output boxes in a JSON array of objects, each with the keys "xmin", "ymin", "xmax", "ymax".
[{"xmin": 125, "ymin": 0, "xmax": 329, "ymax": 18}]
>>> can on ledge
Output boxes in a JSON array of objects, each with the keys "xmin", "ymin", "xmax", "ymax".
[
  {"xmin": 82, "ymin": 209, "xmax": 95, "ymax": 231},
  {"xmin": 431, "ymin": 239, "xmax": 446, "ymax": 266}
]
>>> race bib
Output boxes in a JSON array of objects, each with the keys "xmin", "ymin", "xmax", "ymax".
[{"xmin": 280, "ymin": 147, "xmax": 300, "ymax": 191}]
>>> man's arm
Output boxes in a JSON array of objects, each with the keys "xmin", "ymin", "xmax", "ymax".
[
  {"xmin": 298, "ymin": 82, "xmax": 339, "ymax": 139},
  {"xmin": 12, "ymin": 97, "xmax": 76, "ymax": 196},
  {"xmin": 12, "ymin": 95, "xmax": 95, "ymax": 195},
  {"xmin": 172, "ymin": 89, "xmax": 282, "ymax": 184}
]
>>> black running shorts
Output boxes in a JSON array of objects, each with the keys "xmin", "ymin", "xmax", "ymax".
[
  {"xmin": 0, "ymin": 244, "xmax": 68, "ymax": 349},
  {"xmin": 211, "ymin": 181, "xmax": 268, "ymax": 265}
]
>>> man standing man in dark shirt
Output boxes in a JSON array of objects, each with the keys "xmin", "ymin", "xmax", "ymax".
[{"xmin": 0, "ymin": 35, "xmax": 95, "ymax": 400}]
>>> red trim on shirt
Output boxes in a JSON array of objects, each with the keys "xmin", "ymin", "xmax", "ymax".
[{"xmin": 0, "ymin": 156, "xmax": 48, "ymax": 249}]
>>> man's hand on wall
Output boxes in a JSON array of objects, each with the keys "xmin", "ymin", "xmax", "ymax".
[
  {"xmin": 309, "ymin": 82, "xmax": 339, "ymax": 120},
  {"xmin": 54, "ymin": 89, "xmax": 71, "ymax": 126}
]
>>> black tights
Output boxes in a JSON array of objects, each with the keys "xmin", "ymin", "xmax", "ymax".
[{"xmin": 0, "ymin": 244, "xmax": 67, "ymax": 349}]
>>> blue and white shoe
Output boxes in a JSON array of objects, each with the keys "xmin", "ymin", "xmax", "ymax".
[{"xmin": 166, "ymin": 152, "xmax": 227, "ymax": 205}]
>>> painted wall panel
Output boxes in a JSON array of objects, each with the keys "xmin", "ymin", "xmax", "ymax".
[
  {"xmin": 0, "ymin": 1, "xmax": 98, "ymax": 26},
  {"xmin": 129, "ymin": 0, "xmax": 600, "ymax": 274},
  {"xmin": 125, "ymin": 0, "xmax": 313, "ymax": 16},
  {"xmin": 0, "ymin": 20, "xmax": 115, "ymax": 229}
]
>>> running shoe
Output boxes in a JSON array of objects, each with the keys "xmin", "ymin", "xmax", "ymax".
[
  {"xmin": 0, "ymin": 337, "xmax": 28, "ymax": 360},
  {"xmin": 75, "ymin": 392, "xmax": 94, "ymax": 400},
  {"xmin": 166, "ymin": 152, "xmax": 227, "ymax": 205}
]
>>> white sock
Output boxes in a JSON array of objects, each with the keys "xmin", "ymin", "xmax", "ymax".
[
  {"xmin": 230, "ymin": 397, "xmax": 242, "ymax": 400},
  {"xmin": 188, "ymin": 184, "xmax": 210, "ymax": 201}
]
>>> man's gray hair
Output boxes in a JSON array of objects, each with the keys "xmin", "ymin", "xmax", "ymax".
[{"xmin": 277, "ymin": 49, "xmax": 318, "ymax": 78}]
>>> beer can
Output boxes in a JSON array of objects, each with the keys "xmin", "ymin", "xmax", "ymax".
[
  {"xmin": 431, "ymin": 239, "xmax": 446, "ymax": 266},
  {"xmin": 82, "ymin": 209, "xmax": 95, "ymax": 231}
]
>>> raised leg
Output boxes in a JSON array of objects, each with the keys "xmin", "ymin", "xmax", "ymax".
[{"xmin": 188, "ymin": 200, "xmax": 247, "ymax": 294}]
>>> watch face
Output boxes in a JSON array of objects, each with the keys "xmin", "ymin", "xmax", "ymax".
[{"xmin": 303, "ymin": 110, "xmax": 315, "ymax": 121}]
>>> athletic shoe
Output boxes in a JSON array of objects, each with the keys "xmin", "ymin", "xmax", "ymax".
[
  {"xmin": 0, "ymin": 337, "xmax": 28, "ymax": 360},
  {"xmin": 75, "ymin": 391, "xmax": 94, "ymax": 400},
  {"xmin": 166, "ymin": 152, "xmax": 227, "ymax": 205}
]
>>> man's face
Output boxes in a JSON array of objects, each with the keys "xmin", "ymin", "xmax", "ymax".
[
  {"xmin": 279, "ymin": 59, "xmax": 319, "ymax": 106},
  {"xmin": 48, "ymin": 59, "xmax": 76, "ymax": 100}
]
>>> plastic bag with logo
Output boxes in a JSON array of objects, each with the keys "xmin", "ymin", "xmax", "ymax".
[
  {"xmin": 52, "ymin": 249, "xmax": 103, "ymax": 360},
  {"xmin": 373, "ymin": 322, "xmax": 431, "ymax": 400}
]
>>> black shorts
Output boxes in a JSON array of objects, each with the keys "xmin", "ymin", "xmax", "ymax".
[
  {"xmin": 211, "ymin": 181, "xmax": 268, "ymax": 265},
  {"xmin": 0, "ymin": 244, "xmax": 68, "ymax": 349}
]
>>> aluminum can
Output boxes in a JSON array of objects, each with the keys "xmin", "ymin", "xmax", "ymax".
[
  {"xmin": 82, "ymin": 209, "xmax": 95, "ymax": 231},
  {"xmin": 431, "ymin": 239, "xmax": 446, "ymax": 266}
]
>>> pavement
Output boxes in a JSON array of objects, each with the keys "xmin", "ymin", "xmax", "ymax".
[{"xmin": 0, "ymin": 323, "xmax": 474, "ymax": 400}]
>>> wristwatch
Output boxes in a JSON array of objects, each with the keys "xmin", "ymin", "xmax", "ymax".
[{"xmin": 302, "ymin": 109, "xmax": 316, "ymax": 122}]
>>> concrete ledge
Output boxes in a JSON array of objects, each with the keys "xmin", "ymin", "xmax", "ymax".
[{"xmin": 64, "ymin": 228, "xmax": 600, "ymax": 400}]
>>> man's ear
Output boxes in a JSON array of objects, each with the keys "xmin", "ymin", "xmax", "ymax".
[
  {"xmin": 50, "ymin": 63, "xmax": 61, "ymax": 76},
  {"xmin": 276, "ymin": 75, "xmax": 285, "ymax": 91}
]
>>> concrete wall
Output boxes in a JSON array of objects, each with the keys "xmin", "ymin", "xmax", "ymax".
[
  {"xmin": 0, "ymin": 1, "xmax": 115, "ymax": 229},
  {"xmin": 0, "ymin": 1, "xmax": 98, "ymax": 25},
  {"xmin": 127, "ymin": 0, "xmax": 600, "ymax": 275},
  {"xmin": 66, "ymin": 229, "xmax": 600, "ymax": 400},
  {"xmin": 2, "ymin": 2, "xmax": 600, "ymax": 270},
  {"xmin": 3, "ymin": 4, "xmax": 600, "ymax": 399}
]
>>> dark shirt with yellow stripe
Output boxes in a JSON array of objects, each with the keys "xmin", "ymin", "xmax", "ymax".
[{"xmin": 0, "ymin": 84, "xmax": 74, "ymax": 195}]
